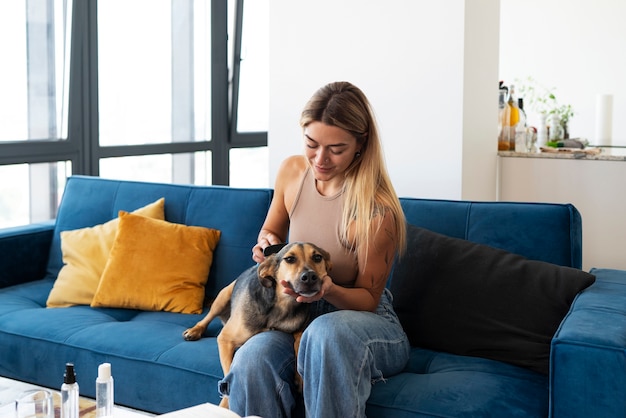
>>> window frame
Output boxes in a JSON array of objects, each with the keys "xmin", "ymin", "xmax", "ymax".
[{"xmin": 0, "ymin": 0, "xmax": 264, "ymax": 187}]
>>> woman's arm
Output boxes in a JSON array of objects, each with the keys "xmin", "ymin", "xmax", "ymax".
[{"xmin": 252, "ymin": 156, "xmax": 308, "ymax": 263}]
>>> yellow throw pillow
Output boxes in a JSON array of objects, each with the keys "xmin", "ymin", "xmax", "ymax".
[
  {"xmin": 91, "ymin": 212, "xmax": 221, "ymax": 314},
  {"xmin": 46, "ymin": 198, "xmax": 165, "ymax": 308}
]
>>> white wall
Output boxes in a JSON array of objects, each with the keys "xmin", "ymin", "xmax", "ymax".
[
  {"xmin": 268, "ymin": 0, "xmax": 500, "ymax": 200},
  {"xmin": 267, "ymin": 1, "xmax": 623, "ymax": 268},
  {"xmin": 499, "ymin": 0, "xmax": 626, "ymax": 146}
]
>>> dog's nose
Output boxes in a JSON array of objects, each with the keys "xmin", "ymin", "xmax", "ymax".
[{"xmin": 299, "ymin": 271, "xmax": 319, "ymax": 284}]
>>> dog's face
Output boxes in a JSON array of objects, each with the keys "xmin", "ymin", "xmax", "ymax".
[{"xmin": 258, "ymin": 242, "xmax": 332, "ymax": 298}]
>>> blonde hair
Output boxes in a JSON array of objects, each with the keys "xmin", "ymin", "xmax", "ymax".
[{"xmin": 300, "ymin": 81, "xmax": 406, "ymax": 259}]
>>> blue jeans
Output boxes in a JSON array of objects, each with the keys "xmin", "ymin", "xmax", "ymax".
[{"xmin": 218, "ymin": 289, "xmax": 410, "ymax": 418}]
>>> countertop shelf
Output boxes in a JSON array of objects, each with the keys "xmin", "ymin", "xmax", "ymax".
[{"xmin": 498, "ymin": 148, "xmax": 626, "ymax": 161}]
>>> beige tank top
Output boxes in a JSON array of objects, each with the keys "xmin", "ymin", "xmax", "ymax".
[{"xmin": 288, "ymin": 167, "xmax": 358, "ymax": 286}]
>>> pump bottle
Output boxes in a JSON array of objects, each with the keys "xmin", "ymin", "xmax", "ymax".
[
  {"xmin": 96, "ymin": 362, "xmax": 114, "ymax": 417},
  {"xmin": 61, "ymin": 363, "xmax": 79, "ymax": 418}
]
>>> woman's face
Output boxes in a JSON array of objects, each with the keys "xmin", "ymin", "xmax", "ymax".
[{"xmin": 304, "ymin": 121, "xmax": 360, "ymax": 183}]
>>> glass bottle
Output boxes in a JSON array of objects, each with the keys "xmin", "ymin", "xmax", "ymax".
[
  {"xmin": 507, "ymin": 85, "xmax": 520, "ymax": 151},
  {"xmin": 515, "ymin": 98, "xmax": 528, "ymax": 152},
  {"xmin": 498, "ymin": 85, "xmax": 510, "ymax": 150}
]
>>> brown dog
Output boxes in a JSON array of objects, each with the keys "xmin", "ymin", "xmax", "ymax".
[{"xmin": 182, "ymin": 242, "xmax": 331, "ymax": 408}]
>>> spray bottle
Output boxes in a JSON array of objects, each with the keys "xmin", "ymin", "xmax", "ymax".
[{"xmin": 61, "ymin": 363, "xmax": 79, "ymax": 418}]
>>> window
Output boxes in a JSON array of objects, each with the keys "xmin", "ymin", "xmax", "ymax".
[
  {"xmin": 230, "ymin": 147, "xmax": 268, "ymax": 188},
  {"xmin": 0, "ymin": 0, "xmax": 70, "ymax": 143},
  {"xmin": 0, "ymin": 0, "xmax": 72, "ymax": 225},
  {"xmin": 98, "ymin": 1, "xmax": 178, "ymax": 147},
  {"xmin": 96, "ymin": 0, "xmax": 215, "ymax": 184},
  {"xmin": 97, "ymin": 0, "xmax": 214, "ymax": 147},
  {"xmin": 0, "ymin": 162, "xmax": 71, "ymax": 228},
  {"xmin": 0, "ymin": 0, "xmax": 268, "ymax": 228},
  {"xmin": 236, "ymin": 0, "xmax": 269, "ymax": 133},
  {"xmin": 229, "ymin": 0, "xmax": 269, "ymax": 186}
]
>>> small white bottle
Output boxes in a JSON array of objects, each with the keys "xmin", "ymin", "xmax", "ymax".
[
  {"xmin": 61, "ymin": 363, "xmax": 79, "ymax": 418},
  {"xmin": 96, "ymin": 363, "xmax": 114, "ymax": 417}
]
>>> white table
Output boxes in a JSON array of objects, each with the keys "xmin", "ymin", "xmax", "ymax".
[
  {"xmin": 0, "ymin": 375, "xmax": 153, "ymax": 418},
  {"xmin": 0, "ymin": 376, "xmax": 260, "ymax": 418}
]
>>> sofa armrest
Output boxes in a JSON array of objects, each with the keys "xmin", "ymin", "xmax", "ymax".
[
  {"xmin": 0, "ymin": 221, "xmax": 55, "ymax": 289},
  {"xmin": 550, "ymin": 268, "xmax": 626, "ymax": 418}
]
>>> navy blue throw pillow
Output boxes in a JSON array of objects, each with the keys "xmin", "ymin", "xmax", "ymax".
[{"xmin": 389, "ymin": 224, "xmax": 596, "ymax": 375}]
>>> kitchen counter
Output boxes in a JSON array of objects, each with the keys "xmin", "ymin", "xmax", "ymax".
[
  {"xmin": 498, "ymin": 147, "xmax": 626, "ymax": 161},
  {"xmin": 496, "ymin": 148, "xmax": 626, "ymax": 271}
]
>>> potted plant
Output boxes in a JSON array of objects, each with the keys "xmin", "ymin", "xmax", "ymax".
[{"xmin": 516, "ymin": 77, "xmax": 574, "ymax": 140}]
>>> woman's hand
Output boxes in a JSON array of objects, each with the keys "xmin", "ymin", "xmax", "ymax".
[
  {"xmin": 252, "ymin": 232, "xmax": 284, "ymax": 263},
  {"xmin": 280, "ymin": 274, "xmax": 334, "ymax": 303}
]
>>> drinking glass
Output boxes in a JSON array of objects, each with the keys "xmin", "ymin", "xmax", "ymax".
[
  {"xmin": 525, "ymin": 128, "xmax": 537, "ymax": 153},
  {"xmin": 15, "ymin": 389, "xmax": 53, "ymax": 418}
]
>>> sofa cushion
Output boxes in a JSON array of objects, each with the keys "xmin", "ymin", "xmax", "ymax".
[
  {"xmin": 389, "ymin": 224, "xmax": 596, "ymax": 375},
  {"xmin": 46, "ymin": 198, "xmax": 165, "ymax": 307},
  {"xmin": 91, "ymin": 212, "xmax": 221, "ymax": 314},
  {"xmin": 368, "ymin": 348, "xmax": 549, "ymax": 418}
]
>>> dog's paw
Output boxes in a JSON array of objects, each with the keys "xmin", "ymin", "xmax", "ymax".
[
  {"xmin": 218, "ymin": 397, "xmax": 229, "ymax": 409},
  {"xmin": 182, "ymin": 326, "xmax": 203, "ymax": 341}
]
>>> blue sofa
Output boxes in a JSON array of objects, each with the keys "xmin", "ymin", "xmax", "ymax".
[{"xmin": 1, "ymin": 175, "xmax": 625, "ymax": 417}]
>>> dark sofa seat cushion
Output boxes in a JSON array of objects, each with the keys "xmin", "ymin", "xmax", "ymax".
[{"xmin": 389, "ymin": 224, "xmax": 596, "ymax": 375}]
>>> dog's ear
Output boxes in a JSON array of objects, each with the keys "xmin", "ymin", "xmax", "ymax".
[{"xmin": 257, "ymin": 255, "xmax": 279, "ymax": 288}]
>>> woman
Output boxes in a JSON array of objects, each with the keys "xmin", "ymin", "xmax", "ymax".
[{"xmin": 218, "ymin": 81, "xmax": 410, "ymax": 418}]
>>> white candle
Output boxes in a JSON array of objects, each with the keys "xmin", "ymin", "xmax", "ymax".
[{"xmin": 595, "ymin": 94, "xmax": 613, "ymax": 146}]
